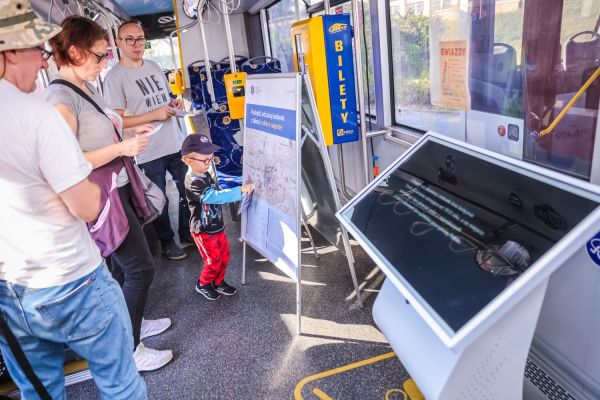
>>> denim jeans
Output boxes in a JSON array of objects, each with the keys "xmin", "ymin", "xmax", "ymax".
[
  {"xmin": 0, "ymin": 264, "xmax": 147, "ymax": 400},
  {"xmin": 139, "ymin": 151, "xmax": 191, "ymax": 243}
]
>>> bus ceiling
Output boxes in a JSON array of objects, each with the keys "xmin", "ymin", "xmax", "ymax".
[{"xmin": 30, "ymin": 0, "xmax": 275, "ymax": 26}]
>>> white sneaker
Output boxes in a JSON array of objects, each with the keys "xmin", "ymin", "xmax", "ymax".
[
  {"xmin": 133, "ymin": 343, "xmax": 173, "ymax": 372},
  {"xmin": 140, "ymin": 317, "xmax": 172, "ymax": 340}
]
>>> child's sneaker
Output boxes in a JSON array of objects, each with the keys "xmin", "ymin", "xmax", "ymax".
[
  {"xmin": 212, "ymin": 281, "xmax": 237, "ymax": 296},
  {"xmin": 133, "ymin": 343, "xmax": 173, "ymax": 372},
  {"xmin": 195, "ymin": 281, "xmax": 220, "ymax": 300}
]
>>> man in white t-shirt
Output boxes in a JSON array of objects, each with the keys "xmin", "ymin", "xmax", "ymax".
[
  {"xmin": 0, "ymin": 2, "xmax": 146, "ymax": 399},
  {"xmin": 103, "ymin": 21, "xmax": 191, "ymax": 261}
]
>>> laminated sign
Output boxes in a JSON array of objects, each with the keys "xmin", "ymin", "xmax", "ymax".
[{"xmin": 436, "ymin": 40, "xmax": 469, "ymax": 110}]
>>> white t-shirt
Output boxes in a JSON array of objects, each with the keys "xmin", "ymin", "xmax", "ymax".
[{"xmin": 0, "ymin": 80, "xmax": 102, "ymax": 288}]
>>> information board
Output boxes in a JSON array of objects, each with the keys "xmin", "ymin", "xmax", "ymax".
[
  {"xmin": 338, "ymin": 133, "xmax": 600, "ymax": 347},
  {"xmin": 242, "ymin": 74, "xmax": 301, "ymax": 280}
]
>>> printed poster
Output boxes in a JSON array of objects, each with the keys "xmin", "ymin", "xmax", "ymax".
[{"xmin": 435, "ymin": 40, "xmax": 469, "ymax": 110}]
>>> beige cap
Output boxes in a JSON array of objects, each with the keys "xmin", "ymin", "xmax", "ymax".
[{"xmin": 0, "ymin": 0, "xmax": 61, "ymax": 52}]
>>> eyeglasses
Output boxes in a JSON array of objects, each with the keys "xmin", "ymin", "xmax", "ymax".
[
  {"xmin": 36, "ymin": 46, "xmax": 53, "ymax": 61},
  {"xmin": 189, "ymin": 156, "xmax": 214, "ymax": 165},
  {"xmin": 91, "ymin": 51, "xmax": 108, "ymax": 64},
  {"xmin": 119, "ymin": 37, "xmax": 147, "ymax": 46}
]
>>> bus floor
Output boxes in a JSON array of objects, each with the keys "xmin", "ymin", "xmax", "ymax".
[{"xmin": 66, "ymin": 181, "xmax": 413, "ymax": 400}]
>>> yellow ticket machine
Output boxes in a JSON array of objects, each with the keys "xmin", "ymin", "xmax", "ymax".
[
  {"xmin": 168, "ymin": 70, "xmax": 184, "ymax": 96},
  {"xmin": 224, "ymin": 72, "xmax": 247, "ymax": 119},
  {"xmin": 292, "ymin": 15, "xmax": 358, "ymax": 146}
]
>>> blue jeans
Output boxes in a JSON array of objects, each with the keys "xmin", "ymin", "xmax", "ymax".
[
  {"xmin": 139, "ymin": 151, "xmax": 191, "ymax": 243},
  {"xmin": 0, "ymin": 264, "xmax": 147, "ymax": 400}
]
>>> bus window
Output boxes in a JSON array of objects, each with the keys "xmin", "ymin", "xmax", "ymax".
[
  {"xmin": 470, "ymin": 0, "xmax": 524, "ymax": 118},
  {"xmin": 389, "ymin": 0, "xmax": 468, "ymax": 139},
  {"xmin": 267, "ymin": 0, "xmax": 297, "ymax": 72},
  {"xmin": 523, "ymin": 0, "xmax": 600, "ymax": 180},
  {"xmin": 145, "ymin": 37, "xmax": 181, "ymax": 71},
  {"xmin": 338, "ymin": 1, "xmax": 377, "ymax": 118}
]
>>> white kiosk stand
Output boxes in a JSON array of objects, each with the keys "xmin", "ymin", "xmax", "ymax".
[{"xmin": 337, "ymin": 133, "xmax": 600, "ymax": 399}]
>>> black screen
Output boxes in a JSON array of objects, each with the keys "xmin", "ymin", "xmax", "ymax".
[
  {"xmin": 233, "ymin": 86, "xmax": 245, "ymax": 97},
  {"xmin": 348, "ymin": 140, "xmax": 598, "ymax": 332}
]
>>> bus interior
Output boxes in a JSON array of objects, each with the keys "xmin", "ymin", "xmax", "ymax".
[{"xmin": 2, "ymin": 0, "xmax": 600, "ymax": 399}]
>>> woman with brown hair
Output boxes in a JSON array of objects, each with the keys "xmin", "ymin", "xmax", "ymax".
[{"xmin": 45, "ymin": 16, "xmax": 173, "ymax": 372}]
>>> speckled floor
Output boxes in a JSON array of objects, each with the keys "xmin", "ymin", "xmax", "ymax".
[{"xmin": 65, "ymin": 181, "xmax": 410, "ymax": 400}]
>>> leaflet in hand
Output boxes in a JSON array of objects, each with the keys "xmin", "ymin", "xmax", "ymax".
[
  {"xmin": 171, "ymin": 107, "xmax": 188, "ymax": 118},
  {"xmin": 142, "ymin": 122, "xmax": 163, "ymax": 137}
]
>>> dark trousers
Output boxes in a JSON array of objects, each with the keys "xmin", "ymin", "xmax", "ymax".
[
  {"xmin": 110, "ymin": 184, "xmax": 155, "ymax": 348},
  {"xmin": 139, "ymin": 152, "xmax": 190, "ymax": 243}
]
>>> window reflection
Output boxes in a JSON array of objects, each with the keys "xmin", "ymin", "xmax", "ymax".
[
  {"xmin": 389, "ymin": 0, "xmax": 599, "ymax": 181},
  {"xmin": 267, "ymin": 0, "xmax": 297, "ymax": 72},
  {"xmin": 523, "ymin": 0, "xmax": 600, "ymax": 180},
  {"xmin": 339, "ymin": 1, "xmax": 376, "ymax": 117},
  {"xmin": 470, "ymin": 0, "xmax": 524, "ymax": 118},
  {"xmin": 389, "ymin": 0, "xmax": 468, "ymax": 139}
]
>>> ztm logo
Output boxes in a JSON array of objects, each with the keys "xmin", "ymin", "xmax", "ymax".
[
  {"xmin": 337, "ymin": 128, "xmax": 353, "ymax": 136},
  {"xmin": 589, "ymin": 239, "xmax": 600, "ymax": 256},
  {"xmin": 586, "ymin": 235, "xmax": 600, "ymax": 267},
  {"xmin": 328, "ymin": 23, "xmax": 348, "ymax": 33}
]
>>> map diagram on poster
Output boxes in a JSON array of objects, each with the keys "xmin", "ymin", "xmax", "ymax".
[
  {"xmin": 244, "ymin": 130, "xmax": 297, "ymax": 219},
  {"xmin": 242, "ymin": 75, "xmax": 300, "ymax": 280}
]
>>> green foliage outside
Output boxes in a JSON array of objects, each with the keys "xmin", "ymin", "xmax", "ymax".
[{"xmin": 391, "ymin": 12, "xmax": 431, "ymax": 108}]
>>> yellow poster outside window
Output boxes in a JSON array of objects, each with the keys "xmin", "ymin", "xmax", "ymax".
[{"xmin": 436, "ymin": 40, "xmax": 469, "ymax": 110}]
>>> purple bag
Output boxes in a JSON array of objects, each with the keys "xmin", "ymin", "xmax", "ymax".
[{"xmin": 86, "ymin": 158, "xmax": 129, "ymax": 257}]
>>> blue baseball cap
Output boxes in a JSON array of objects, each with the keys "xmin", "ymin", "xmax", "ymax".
[{"xmin": 181, "ymin": 134, "xmax": 221, "ymax": 156}]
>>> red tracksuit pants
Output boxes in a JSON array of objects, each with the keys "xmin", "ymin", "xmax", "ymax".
[{"xmin": 192, "ymin": 231, "xmax": 231, "ymax": 286}]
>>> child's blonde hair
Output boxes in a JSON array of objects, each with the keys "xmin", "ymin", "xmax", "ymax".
[{"xmin": 181, "ymin": 151, "xmax": 199, "ymax": 164}]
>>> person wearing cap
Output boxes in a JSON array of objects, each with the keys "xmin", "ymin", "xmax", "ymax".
[
  {"xmin": 181, "ymin": 134, "xmax": 254, "ymax": 300},
  {"xmin": 0, "ymin": 1, "xmax": 147, "ymax": 399},
  {"xmin": 103, "ymin": 20, "xmax": 191, "ymax": 261}
]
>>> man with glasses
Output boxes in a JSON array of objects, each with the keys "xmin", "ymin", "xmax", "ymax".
[
  {"xmin": 104, "ymin": 21, "xmax": 191, "ymax": 261},
  {"xmin": 0, "ymin": 1, "xmax": 146, "ymax": 398}
]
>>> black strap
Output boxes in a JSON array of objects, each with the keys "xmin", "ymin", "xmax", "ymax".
[
  {"xmin": 50, "ymin": 79, "xmax": 123, "ymax": 142},
  {"xmin": 0, "ymin": 312, "xmax": 51, "ymax": 399}
]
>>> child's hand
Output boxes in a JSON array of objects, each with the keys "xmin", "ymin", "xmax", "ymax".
[{"xmin": 241, "ymin": 183, "xmax": 254, "ymax": 194}]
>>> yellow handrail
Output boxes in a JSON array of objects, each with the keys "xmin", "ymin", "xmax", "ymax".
[{"xmin": 539, "ymin": 66, "xmax": 600, "ymax": 137}]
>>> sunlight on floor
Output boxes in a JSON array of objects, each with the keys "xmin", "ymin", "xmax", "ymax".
[
  {"xmin": 280, "ymin": 314, "xmax": 388, "ymax": 344},
  {"xmin": 258, "ymin": 271, "xmax": 327, "ymax": 286}
]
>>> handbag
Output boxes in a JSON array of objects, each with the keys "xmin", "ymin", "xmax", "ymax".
[
  {"xmin": 121, "ymin": 157, "xmax": 165, "ymax": 226},
  {"xmin": 86, "ymin": 158, "xmax": 130, "ymax": 256}
]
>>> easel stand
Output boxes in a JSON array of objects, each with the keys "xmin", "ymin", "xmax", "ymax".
[
  {"xmin": 239, "ymin": 73, "xmax": 363, "ymax": 337},
  {"xmin": 373, "ymin": 278, "xmax": 550, "ymax": 400}
]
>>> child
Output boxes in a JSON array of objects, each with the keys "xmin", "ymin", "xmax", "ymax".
[{"xmin": 181, "ymin": 134, "xmax": 254, "ymax": 300}]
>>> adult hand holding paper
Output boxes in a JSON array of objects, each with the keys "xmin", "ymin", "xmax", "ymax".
[
  {"xmin": 137, "ymin": 122, "xmax": 164, "ymax": 137},
  {"xmin": 170, "ymin": 107, "xmax": 188, "ymax": 118}
]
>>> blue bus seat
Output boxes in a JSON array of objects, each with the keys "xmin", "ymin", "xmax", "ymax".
[
  {"xmin": 188, "ymin": 60, "xmax": 217, "ymax": 110},
  {"xmin": 204, "ymin": 109, "xmax": 243, "ymax": 177},
  {"xmin": 216, "ymin": 55, "xmax": 248, "ymax": 71},
  {"xmin": 241, "ymin": 56, "xmax": 282, "ymax": 75}
]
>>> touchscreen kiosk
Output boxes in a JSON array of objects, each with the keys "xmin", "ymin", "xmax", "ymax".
[{"xmin": 337, "ymin": 133, "xmax": 600, "ymax": 399}]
